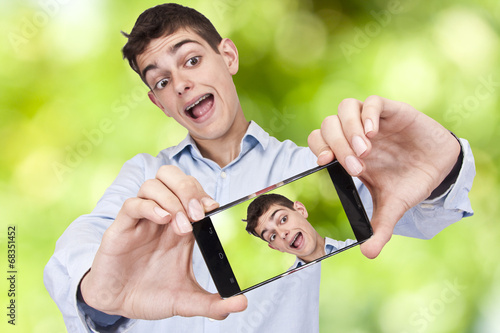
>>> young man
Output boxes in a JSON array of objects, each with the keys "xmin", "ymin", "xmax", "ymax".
[
  {"xmin": 44, "ymin": 3, "xmax": 475, "ymax": 332},
  {"xmin": 245, "ymin": 193, "xmax": 356, "ymax": 265}
]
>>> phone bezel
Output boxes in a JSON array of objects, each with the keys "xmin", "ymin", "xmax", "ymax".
[{"xmin": 192, "ymin": 160, "xmax": 372, "ymax": 298}]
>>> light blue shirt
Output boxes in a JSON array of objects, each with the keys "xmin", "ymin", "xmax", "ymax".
[
  {"xmin": 44, "ymin": 121, "xmax": 475, "ymax": 332},
  {"xmin": 292, "ymin": 237, "xmax": 358, "ymax": 270}
]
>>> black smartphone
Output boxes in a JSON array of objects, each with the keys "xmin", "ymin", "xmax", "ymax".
[{"xmin": 192, "ymin": 160, "xmax": 372, "ymax": 298}]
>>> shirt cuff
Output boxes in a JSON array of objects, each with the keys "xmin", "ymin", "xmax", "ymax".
[
  {"xmin": 427, "ymin": 132, "xmax": 464, "ymax": 200},
  {"xmin": 422, "ymin": 137, "xmax": 475, "ymax": 216}
]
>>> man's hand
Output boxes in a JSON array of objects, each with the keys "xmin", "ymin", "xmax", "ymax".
[
  {"xmin": 308, "ymin": 96, "xmax": 461, "ymax": 259},
  {"xmin": 80, "ymin": 165, "xmax": 247, "ymax": 320}
]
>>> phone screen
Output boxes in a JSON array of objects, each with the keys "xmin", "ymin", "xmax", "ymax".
[{"xmin": 193, "ymin": 161, "xmax": 371, "ymax": 297}]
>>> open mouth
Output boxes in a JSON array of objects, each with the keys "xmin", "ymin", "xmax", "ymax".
[
  {"xmin": 185, "ymin": 93, "xmax": 214, "ymax": 119},
  {"xmin": 290, "ymin": 232, "xmax": 304, "ymax": 249}
]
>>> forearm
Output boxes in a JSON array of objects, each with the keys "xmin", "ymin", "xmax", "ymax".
[
  {"xmin": 44, "ymin": 216, "xmax": 110, "ymax": 332},
  {"xmin": 44, "ymin": 154, "xmax": 150, "ymax": 331}
]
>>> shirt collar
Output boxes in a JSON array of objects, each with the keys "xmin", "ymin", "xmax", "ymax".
[
  {"xmin": 291, "ymin": 238, "xmax": 334, "ymax": 270},
  {"xmin": 166, "ymin": 121, "xmax": 270, "ymax": 160},
  {"xmin": 167, "ymin": 133, "xmax": 198, "ymax": 160}
]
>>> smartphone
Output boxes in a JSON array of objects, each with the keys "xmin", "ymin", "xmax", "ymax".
[{"xmin": 192, "ymin": 160, "xmax": 372, "ymax": 298}]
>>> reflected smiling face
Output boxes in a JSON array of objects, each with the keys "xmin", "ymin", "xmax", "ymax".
[
  {"xmin": 136, "ymin": 28, "xmax": 247, "ymax": 143},
  {"xmin": 254, "ymin": 201, "xmax": 326, "ymax": 263}
]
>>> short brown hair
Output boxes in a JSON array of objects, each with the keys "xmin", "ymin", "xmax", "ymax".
[
  {"xmin": 122, "ymin": 3, "xmax": 222, "ymax": 77},
  {"xmin": 245, "ymin": 194, "xmax": 295, "ymax": 238}
]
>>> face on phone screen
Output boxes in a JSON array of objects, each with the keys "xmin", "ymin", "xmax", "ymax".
[{"xmin": 193, "ymin": 162, "xmax": 371, "ymax": 297}]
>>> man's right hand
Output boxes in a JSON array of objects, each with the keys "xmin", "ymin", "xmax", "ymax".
[{"xmin": 79, "ymin": 165, "xmax": 248, "ymax": 320}]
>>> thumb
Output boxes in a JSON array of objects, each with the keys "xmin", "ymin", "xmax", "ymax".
[
  {"xmin": 207, "ymin": 294, "xmax": 248, "ymax": 320},
  {"xmin": 360, "ymin": 201, "xmax": 406, "ymax": 259}
]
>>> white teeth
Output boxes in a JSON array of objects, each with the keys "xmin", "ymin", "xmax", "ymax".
[
  {"xmin": 291, "ymin": 233, "xmax": 299, "ymax": 247},
  {"xmin": 186, "ymin": 94, "xmax": 210, "ymax": 111}
]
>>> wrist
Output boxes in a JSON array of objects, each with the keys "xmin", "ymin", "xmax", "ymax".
[
  {"xmin": 427, "ymin": 133, "xmax": 463, "ymax": 200},
  {"xmin": 77, "ymin": 269, "xmax": 91, "ymax": 305}
]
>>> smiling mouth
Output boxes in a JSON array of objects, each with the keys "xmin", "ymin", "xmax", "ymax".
[
  {"xmin": 290, "ymin": 232, "xmax": 303, "ymax": 249},
  {"xmin": 185, "ymin": 94, "xmax": 214, "ymax": 119}
]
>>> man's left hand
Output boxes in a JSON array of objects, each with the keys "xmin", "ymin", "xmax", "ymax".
[{"xmin": 308, "ymin": 95, "xmax": 461, "ymax": 259}]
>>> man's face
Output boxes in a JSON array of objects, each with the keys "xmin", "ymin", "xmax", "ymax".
[
  {"xmin": 136, "ymin": 29, "xmax": 243, "ymax": 142},
  {"xmin": 254, "ymin": 202, "xmax": 322, "ymax": 260}
]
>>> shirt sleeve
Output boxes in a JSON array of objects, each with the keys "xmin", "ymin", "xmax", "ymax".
[
  {"xmin": 355, "ymin": 138, "xmax": 475, "ymax": 239},
  {"xmin": 43, "ymin": 154, "xmax": 156, "ymax": 332}
]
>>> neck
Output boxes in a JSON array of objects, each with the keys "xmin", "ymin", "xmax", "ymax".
[
  {"xmin": 194, "ymin": 112, "xmax": 250, "ymax": 168},
  {"xmin": 299, "ymin": 236, "xmax": 326, "ymax": 264}
]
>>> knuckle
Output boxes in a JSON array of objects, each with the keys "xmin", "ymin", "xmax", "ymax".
[
  {"xmin": 307, "ymin": 129, "xmax": 321, "ymax": 143},
  {"xmin": 177, "ymin": 175, "xmax": 198, "ymax": 193},
  {"xmin": 363, "ymin": 95, "xmax": 384, "ymax": 116},
  {"xmin": 142, "ymin": 178, "xmax": 157, "ymax": 189},
  {"xmin": 364, "ymin": 95, "xmax": 382, "ymax": 103},
  {"xmin": 122, "ymin": 197, "xmax": 137, "ymax": 211},
  {"xmin": 137, "ymin": 179, "xmax": 157, "ymax": 197},
  {"xmin": 338, "ymin": 98, "xmax": 360, "ymax": 112},
  {"xmin": 157, "ymin": 164, "xmax": 180, "ymax": 177},
  {"xmin": 363, "ymin": 95, "xmax": 383, "ymax": 111},
  {"xmin": 321, "ymin": 115, "xmax": 339, "ymax": 130}
]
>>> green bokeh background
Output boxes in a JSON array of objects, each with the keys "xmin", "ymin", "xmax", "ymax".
[{"xmin": 1, "ymin": 0, "xmax": 499, "ymax": 332}]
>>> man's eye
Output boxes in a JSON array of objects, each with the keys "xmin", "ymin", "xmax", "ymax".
[
  {"xmin": 280, "ymin": 216, "xmax": 287, "ymax": 224},
  {"xmin": 186, "ymin": 56, "xmax": 200, "ymax": 67},
  {"xmin": 270, "ymin": 234, "xmax": 276, "ymax": 242},
  {"xmin": 155, "ymin": 79, "xmax": 169, "ymax": 90}
]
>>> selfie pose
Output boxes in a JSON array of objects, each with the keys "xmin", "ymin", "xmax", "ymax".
[{"xmin": 44, "ymin": 3, "xmax": 475, "ymax": 332}]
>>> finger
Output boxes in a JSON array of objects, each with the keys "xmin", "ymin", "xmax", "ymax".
[
  {"xmin": 359, "ymin": 199, "xmax": 406, "ymax": 259},
  {"xmin": 156, "ymin": 165, "xmax": 218, "ymax": 222},
  {"xmin": 359, "ymin": 95, "xmax": 383, "ymax": 138},
  {"xmin": 138, "ymin": 178, "xmax": 185, "ymax": 215},
  {"xmin": 361, "ymin": 95, "xmax": 418, "ymax": 138},
  {"xmin": 320, "ymin": 115, "xmax": 364, "ymax": 176},
  {"xmin": 138, "ymin": 178, "xmax": 193, "ymax": 235},
  {"xmin": 337, "ymin": 98, "xmax": 371, "ymax": 157},
  {"xmin": 307, "ymin": 129, "xmax": 335, "ymax": 165},
  {"xmin": 200, "ymin": 196, "xmax": 219, "ymax": 213},
  {"xmin": 115, "ymin": 197, "xmax": 172, "ymax": 232}
]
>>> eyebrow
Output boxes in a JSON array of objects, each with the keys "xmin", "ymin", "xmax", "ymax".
[
  {"xmin": 140, "ymin": 39, "xmax": 202, "ymax": 82},
  {"xmin": 259, "ymin": 208, "xmax": 282, "ymax": 240}
]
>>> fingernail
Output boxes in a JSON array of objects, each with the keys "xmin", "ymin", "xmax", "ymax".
[
  {"xmin": 318, "ymin": 150, "xmax": 330, "ymax": 159},
  {"xmin": 352, "ymin": 136, "xmax": 367, "ymax": 157},
  {"xmin": 154, "ymin": 206, "xmax": 170, "ymax": 218},
  {"xmin": 188, "ymin": 199, "xmax": 205, "ymax": 221},
  {"xmin": 345, "ymin": 155, "xmax": 363, "ymax": 175},
  {"xmin": 175, "ymin": 212, "xmax": 192, "ymax": 233},
  {"xmin": 201, "ymin": 197, "xmax": 218, "ymax": 209},
  {"xmin": 364, "ymin": 119, "xmax": 374, "ymax": 134}
]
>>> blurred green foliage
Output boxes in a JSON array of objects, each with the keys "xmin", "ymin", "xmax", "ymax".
[{"xmin": 1, "ymin": 0, "xmax": 499, "ymax": 332}]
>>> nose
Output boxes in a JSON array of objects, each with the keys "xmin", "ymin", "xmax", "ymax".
[
  {"xmin": 174, "ymin": 73, "xmax": 193, "ymax": 96},
  {"xmin": 278, "ymin": 227, "xmax": 288, "ymax": 240}
]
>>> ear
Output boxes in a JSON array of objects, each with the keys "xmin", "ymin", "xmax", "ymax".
[
  {"xmin": 148, "ymin": 91, "xmax": 170, "ymax": 117},
  {"xmin": 218, "ymin": 38, "xmax": 239, "ymax": 75},
  {"xmin": 293, "ymin": 201, "xmax": 308, "ymax": 219}
]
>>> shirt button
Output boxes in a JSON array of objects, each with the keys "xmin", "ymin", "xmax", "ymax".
[{"xmin": 220, "ymin": 171, "xmax": 227, "ymax": 179}]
